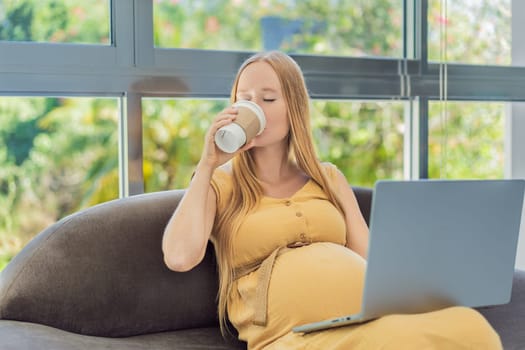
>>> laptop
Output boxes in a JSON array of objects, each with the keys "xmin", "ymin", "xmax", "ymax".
[{"xmin": 293, "ymin": 179, "xmax": 525, "ymax": 334}]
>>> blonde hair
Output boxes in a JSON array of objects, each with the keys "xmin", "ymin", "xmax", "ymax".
[{"xmin": 211, "ymin": 51, "xmax": 344, "ymax": 335}]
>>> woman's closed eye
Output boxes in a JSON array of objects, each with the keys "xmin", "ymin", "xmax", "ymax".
[{"xmin": 263, "ymin": 98, "xmax": 276, "ymax": 102}]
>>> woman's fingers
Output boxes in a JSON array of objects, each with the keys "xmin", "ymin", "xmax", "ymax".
[
  {"xmin": 215, "ymin": 106, "xmax": 238, "ymax": 121},
  {"xmin": 208, "ymin": 107, "xmax": 238, "ymax": 134},
  {"xmin": 199, "ymin": 106, "xmax": 242, "ymax": 168}
]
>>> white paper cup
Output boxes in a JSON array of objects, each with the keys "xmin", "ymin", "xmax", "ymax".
[
  {"xmin": 214, "ymin": 123, "xmax": 247, "ymax": 154},
  {"xmin": 232, "ymin": 100, "xmax": 266, "ymax": 134},
  {"xmin": 214, "ymin": 100, "xmax": 266, "ymax": 153}
]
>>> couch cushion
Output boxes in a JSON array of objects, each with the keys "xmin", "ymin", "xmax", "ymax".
[
  {"xmin": 0, "ymin": 320, "xmax": 245, "ymax": 350},
  {"xmin": 0, "ymin": 191, "xmax": 220, "ymax": 337},
  {"xmin": 477, "ymin": 269, "xmax": 525, "ymax": 350}
]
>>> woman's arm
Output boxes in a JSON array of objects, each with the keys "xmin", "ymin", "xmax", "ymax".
[
  {"xmin": 333, "ymin": 168, "xmax": 370, "ymax": 259},
  {"xmin": 162, "ymin": 164, "xmax": 217, "ymax": 272},
  {"xmin": 162, "ymin": 106, "xmax": 247, "ymax": 272}
]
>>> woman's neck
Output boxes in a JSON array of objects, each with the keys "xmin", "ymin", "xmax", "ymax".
[{"xmin": 250, "ymin": 145, "xmax": 299, "ymax": 185}]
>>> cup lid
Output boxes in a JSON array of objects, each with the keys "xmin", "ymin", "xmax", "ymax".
[{"xmin": 233, "ymin": 100, "xmax": 266, "ymax": 134}]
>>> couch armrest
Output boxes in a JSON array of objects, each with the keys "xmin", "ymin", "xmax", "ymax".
[{"xmin": 0, "ymin": 190, "xmax": 220, "ymax": 338}]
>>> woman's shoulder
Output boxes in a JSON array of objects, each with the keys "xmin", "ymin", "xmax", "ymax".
[
  {"xmin": 319, "ymin": 161, "xmax": 351, "ymax": 192},
  {"xmin": 320, "ymin": 161, "xmax": 341, "ymax": 180}
]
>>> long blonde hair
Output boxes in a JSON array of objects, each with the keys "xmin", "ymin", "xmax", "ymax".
[{"xmin": 211, "ymin": 51, "xmax": 344, "ymax": 335}]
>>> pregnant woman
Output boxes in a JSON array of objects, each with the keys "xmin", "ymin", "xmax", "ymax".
[{"xmin": 162, "ymin": 51, "xmax": 502, "ymax": 350}]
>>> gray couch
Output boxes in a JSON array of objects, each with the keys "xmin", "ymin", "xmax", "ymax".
[{"xmin": 0, "ymin": 188, "xmax": 524, "ymax": 349}]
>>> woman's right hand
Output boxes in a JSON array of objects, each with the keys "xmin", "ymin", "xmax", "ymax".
[{"xmin": 199, "ymin": 106, "xmax": 240, "ymax": 170}]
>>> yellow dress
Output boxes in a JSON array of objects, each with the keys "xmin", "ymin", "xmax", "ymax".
[{"xmin": 210, "ymin": 164, "xmax": 502, "ymax": 350}]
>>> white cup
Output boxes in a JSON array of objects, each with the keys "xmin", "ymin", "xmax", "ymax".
[{"xmin": 214, "ymin": 100, "xmax": 266, "ymax": 153}]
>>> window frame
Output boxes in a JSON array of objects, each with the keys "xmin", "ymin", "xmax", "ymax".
[{"xmin": 0, "ymin": 0, "xmax": 523, "ymax": 195}]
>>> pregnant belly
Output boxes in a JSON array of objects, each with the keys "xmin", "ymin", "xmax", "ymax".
[{"xmin": 267, "ymin": 242, "xmax": 366, "ymax": 327}]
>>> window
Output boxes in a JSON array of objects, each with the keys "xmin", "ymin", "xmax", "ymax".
[
  {"xmin": 153, "ymin": 0, "xmax": 403, "ymax": 57},
  {"xmin": 311, "ymin": 100, "xmax": 405, "ymax": 186},
  {"xmin": 0, "ymin": 96, "xmax": 119, "ymax": 269},
  {"xmin": 142, "ymin": 98, "xmax": 225, "ymax": 192},
  {"xmin": 428, "ymin": 0, "xmax": 511, "ymax": 65},
  {"xmin": 428, "ymin": 101, "xmax": 505, "ymax": 179},
  {"xmin": 142, "ymin": 98, "xmax": 405, "ymax": 191},
  {"xmin": 0, "ymin": 0, "xmax": 111, "ymax": 44}
]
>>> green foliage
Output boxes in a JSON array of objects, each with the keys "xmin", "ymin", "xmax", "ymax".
[
  {"xmin": 0, "ymin": 257, "xmax": 9, "ymax": 271},
  {"xmin": 311, "ymin": 101, "xmax": 405, "ymax": 186},
  {"xmin": 0, "ymin": 1, "xmax": 33, "ymax": 40},
  {"xmin": 0, "ymin": 98, "xmax": 42, "ymax": 165},
  {"xmin": 0, "ymin": 97, "xmax": 119, "ymax": 269},
  {"xmin": 428, "ymin": 102, "xmax": 505, "ymax": 179},
  {"xmin": 142, "ymin": 99, "xmax": 227, "ymax": 190},
  {"xmin": 428, "ymin": 0, "xmax": 511, "ymax": 65},
  {"xmin": 0, "ymin": 0, "xmax": 110, "ymax": 43},
  {"xmin": 154, "ymin": 0, "xmax": 402, "ymax": 57}
]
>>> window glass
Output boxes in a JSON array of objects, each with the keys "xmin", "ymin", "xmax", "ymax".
[
  {"xmin": 428, "ymin": 0, "xmax": 511, "ymax": 65},
  {"xmin": 0, "ymin": 97, "xmax": 119, "ymax": 270},
  {"xmin": 142, "ymin": 98, "xmax": 405, "ymax": 192},
  {"xmin": 0, "ymin": 0, "xmax": 111, "ymax": 44},
  {"xmin": 153, "ymin": 0, "xmax": 403, "ymax": 57},
  {"xmin": 428, "ymin": 101, "xmax": 505, "ymax": 179},
  {"xmin": 142, "ymin": 98, "xmax": 225, "ymax": 192},
  {"xmin": 311, "ymin": 100, "xmax": 405, "ymax": 186}
]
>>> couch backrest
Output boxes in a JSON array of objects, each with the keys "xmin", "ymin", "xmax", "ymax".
[
  {"xmin": 0, "ymin": 190, "xmax": 221, "ymax": 337},
  {"xmin": 353, "ymin": 186, "xmax": 372, "ymax": 226},
  {"xmin": 0, "ymin": 187, "xmax": 372, "ymax": 337}
]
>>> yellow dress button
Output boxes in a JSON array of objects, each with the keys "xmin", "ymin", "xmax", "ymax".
[
  {"xmin": 299, "ymin": 233, "xmax": 306, "ymax": 240},
  {"xmin": 285, "ymin": 200, "xmax": 292, "ymax": 206},
  {"xmin": 296, "ymin": 212, "xmax": 302, "ymax": 217}
]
